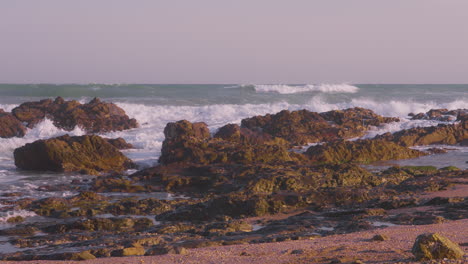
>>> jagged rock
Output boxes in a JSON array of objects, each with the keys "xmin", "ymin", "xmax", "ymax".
[
  {"xmin": 14, "ymin": 134, "xmax": 135, "ymax": 175},
  {"xmin": 412, "ymin": 233, "xmax": 465, "ymax": 260},
  {"xmin": 376, "ymin": 123, "xmax": 467, "ymax": 147},
  {"xmin": 0, "ymin": 109, "xmax": 27, "ymax": 138},
  {"xmin": 305, "ymin": 139, "xmax": 425, "ymax": 164},
  {"xmin": 159, "ymin": 120, "xmax": 299, "ymax": 165},
  {"xmin": 105, "ymin": 137, "xmax": 134, "ymax": 149},
  {"xmin": 241, "ymin": 108, "xmax": 398, "ymax": 145},
  {"xmin": 12, "ymin": 97, "xmax": 138, "ymax": 133},
  {"xmin": 410, "ymin": 108, "xmax": 464, "ymax": 121},
  {"xmin": 214, "ymin": 123, "xmax": 285, "ymax": 145}
]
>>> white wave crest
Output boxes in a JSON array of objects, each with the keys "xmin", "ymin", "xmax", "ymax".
[
  {"xmin": 0, "ymin": 119, "xmax": 85, "ymax": 163},
  {"xmin": 253, "ymin": 83, "xmax": 359, "ymax": 94}
]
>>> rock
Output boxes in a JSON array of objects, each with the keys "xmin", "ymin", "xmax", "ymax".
[
  {"xmin": 371, "ymin": 234, "xmax": 389, "ymax": 241},
  {"xmin": 69, "ymin": 251, "xmax": 96, "ymax": 260},
  {"xmin": 159, "ymin": 120, "xmax": 298, "ymax": 165},
  {"xmin": 410, "ymin": 108, "xmax": 464, "ymax": 121},
  {"xmin": 106, "ymin": 137, "xmax": 134, "ymax": 149},
  {"xmin": 6, "ymin": 216, "xmax": 25, "ymax": 223},
  {"xmin": 0, "ymin": 109, "xmax": 27, "ymax": 138},
  {"xmin": 305, "ymin": 139, "xmax": 425, "ymax": 164},
  {"xmin": 376, "ymin": 123, "xmax": 467, "ymax": 147},
  {"xmin": 14, "ymin": 134, "xmax": 135, "ymax": 175},
  {"xmin": 115, "ymin": 246, "xmax": 146, "ymax": 256},
  {"xmin": 412, "ymin": 233, "xmax": 464, "ymax": 260},
  {"xmin": 12, "ymin": 97, "xmax": 138, "ymax": 133},
  {"xmin": 241, "ymin": 108, "xmax": 398, "ymax": 145},
  {"xmin": 214, "ymin": 124, "xmax": 282, "ymax": 145}
]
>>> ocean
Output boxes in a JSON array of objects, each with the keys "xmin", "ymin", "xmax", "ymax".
[{"xmin": 0, "ymin": 83, "xmax": 467, "ymax": 222}]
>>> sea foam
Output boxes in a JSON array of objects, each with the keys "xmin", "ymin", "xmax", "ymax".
[{"xmin": 253, "ymin": 83, "xmax": 359, "ymax": 94}]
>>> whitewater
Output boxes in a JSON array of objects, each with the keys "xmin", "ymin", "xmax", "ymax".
[{"xmin": 0, "ymin": 83, "xmax": 466, "ymax": 221}]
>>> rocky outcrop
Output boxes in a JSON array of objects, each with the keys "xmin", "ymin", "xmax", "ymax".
[
  {"xmin": 105, "ymin": 137, "xmax": 134, "ymax": 149},
  {"xmin": 240, "ymin": 108, "xmax": 398, "ymax": 145},
  {"xmin": 12, "ymin": 97, "xmax": 138, "ymax": 133},
  {"xmin": 412, "ymin": 233, "xmax": 465, "ymax": 260},
  {"xmin": 0, "ymin": 109, "xmax": 27, "ymax": 138},
  {"xmin": 305, "ymin": 139, "xmax": 425, "ymax": 164},
  {"xmin": 159, "ymin": 120, "xmax": 298, "ymax": 165},
  {"xmin": 376, "ymin": 123, "xmax": 467, "ymax": 147},
  {"xmin": 410, "ymin": 108, "xmax": 465, "ymax": 121},
  {"xmin": 14, "ymin": 135, "xmax": 134, "ymax": 175}
]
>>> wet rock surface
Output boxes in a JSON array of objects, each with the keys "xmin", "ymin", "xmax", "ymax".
[
  {"xmin": 240, "ymin": 107, "xmax": 399, "ymax": 145},
  {"xmin": 11, "ymin": 97, "xmax": 138, "ymax": 133},
  {"xmin": 14, "ymin": 134, "xmax": 135, "ymax": 175},
  {"xmin": 0, "ymin": 109, "xmax": 27, "ymax": 138}
]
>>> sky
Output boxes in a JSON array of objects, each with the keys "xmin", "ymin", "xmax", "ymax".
[{"xmin": 0, "ymin": 0, "xmax": 467, "ymax": 84}]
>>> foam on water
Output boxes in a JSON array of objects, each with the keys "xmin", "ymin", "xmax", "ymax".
[
  {"xmin": 0, "ymin": 210, "xmax": 37, "ymax": 223},
  {"xmin": 253, "ymin": 83, "xmax": 359, "ymax": 94}
]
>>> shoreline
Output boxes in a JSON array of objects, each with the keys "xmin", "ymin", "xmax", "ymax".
[{"xmin": 2, "ymin": 219, "xmax": 466, "ymax": 264}]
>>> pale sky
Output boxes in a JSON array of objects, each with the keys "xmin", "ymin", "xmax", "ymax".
[{"xmin": 1, "ymin": 0, "xmax": 467, "ymax": 84}]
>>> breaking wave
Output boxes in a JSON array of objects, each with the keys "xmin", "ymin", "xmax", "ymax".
[{"xmin": 252, "ymin": 83, "xmax": 359, "ymax": 94}]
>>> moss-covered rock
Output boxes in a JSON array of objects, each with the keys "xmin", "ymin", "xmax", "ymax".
[
  {"xmin": 377, "ymin": 123, "xmax": 467, "ymax": 147},
  {"xmin": 14, "ymin": 134, "xmax": 135, "ymax": 175},
  {"xmin": 305, "ymin": 139, "xmax": 425, "ymax": 164},
  {"xmin": 412, "ymin": 233, "xmax": 465, "ymax": 260}
]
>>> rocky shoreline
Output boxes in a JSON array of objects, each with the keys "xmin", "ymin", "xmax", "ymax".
[{"xmin": 0, "ymin": 98, "xmax": 466, "ymax": 262}]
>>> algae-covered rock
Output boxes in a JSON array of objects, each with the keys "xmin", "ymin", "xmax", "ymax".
[
  {"xmin": 0, "ymin": 109, "xmax": 27, "ymax": 138},
  {"xmin": 412, "ymin": 233, "xmax": 465, "ymax": 260},
  {"xmin": 14, "ymin": 134, "xmax": 134, "ymax": 175},
  {"xmin": 115, "ymin": 246, "xmax": 146, "ymax": 256},
  {"xmin": 241, "ymin": 108, "xmax": 398, "ymax": 145},
  {"xmin": 12, "ymin": 97, "xmax": 138, "ymax": 133},
  {"xmin": 377, "ymin": 123, "xmax": 467, "ymax": 147},
  {"xmin": 159, "ymin": 120, "xmax": 298, "ymax": 165},
  {"xmin": 69, "ymin": 251, "xmax": 96, "ymax": 260},
  {"xmin": 305, "ymin": 139, "xmax": 425, "ymax": 164},
  {"xmin": 105, "ymin": 137, "xmax": 134, "ymax": 149}
]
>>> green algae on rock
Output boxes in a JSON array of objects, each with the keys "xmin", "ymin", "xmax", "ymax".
[
  {"xmin": 305, "ymin": 139, "xmax": 425, "ymax": 164},
  {"xmin": 14, "ymin": 134, "xmax": 135, "ymax": 175}
]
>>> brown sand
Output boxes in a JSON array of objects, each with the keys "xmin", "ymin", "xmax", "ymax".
[{"xmin": 2, "ymin": 219, "xmax": 466, "ymax": 264}]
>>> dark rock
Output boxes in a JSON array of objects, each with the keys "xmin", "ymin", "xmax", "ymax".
[
  {"xmin": 0, "ymin": 109, "xmax": 27, "ymax": 138},
  {"xmin": 159, "ymin": 120, "xmax": 299, "ymax": 165},
  {"xmin": 410, "ymin": 108, "xmax": 464, "ymax": 121},
  {"xmin": 412, "ymin": 233, "xmax": 464, "ymax": 260},
  {"xmin": 14, "ymin": 134, "xmax": 135, "ymax": 175},
  {"xmin": 305, "ymin": 139, "xmax": 425, "ymax": 164},
  {"xmin": 106, "ymin": 137, "xmax": 134, "ymax": 149},
  {"xmin": 371, "ymin": 234, "xmax": 389, "ymax": 241},
  {"xmin": 12, "ymin": 97, "xmax": 138, "ymax": 133},
  {"xmin": 376, "ymin": 122, "xmax": 467, "ymax": 147},
  {"xmin": 241, "ymin": 108, "xmax": 398, "ymax": 145}
]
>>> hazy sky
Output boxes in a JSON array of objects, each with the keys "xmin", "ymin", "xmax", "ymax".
[{"xmin": 1, "ymin": 0, "xmax": 467, "ymax": 84}]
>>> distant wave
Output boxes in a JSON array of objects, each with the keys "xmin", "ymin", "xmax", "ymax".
[{"xmin": 252, "ymin": 83, "xmax": 359, "ymax": 94}]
